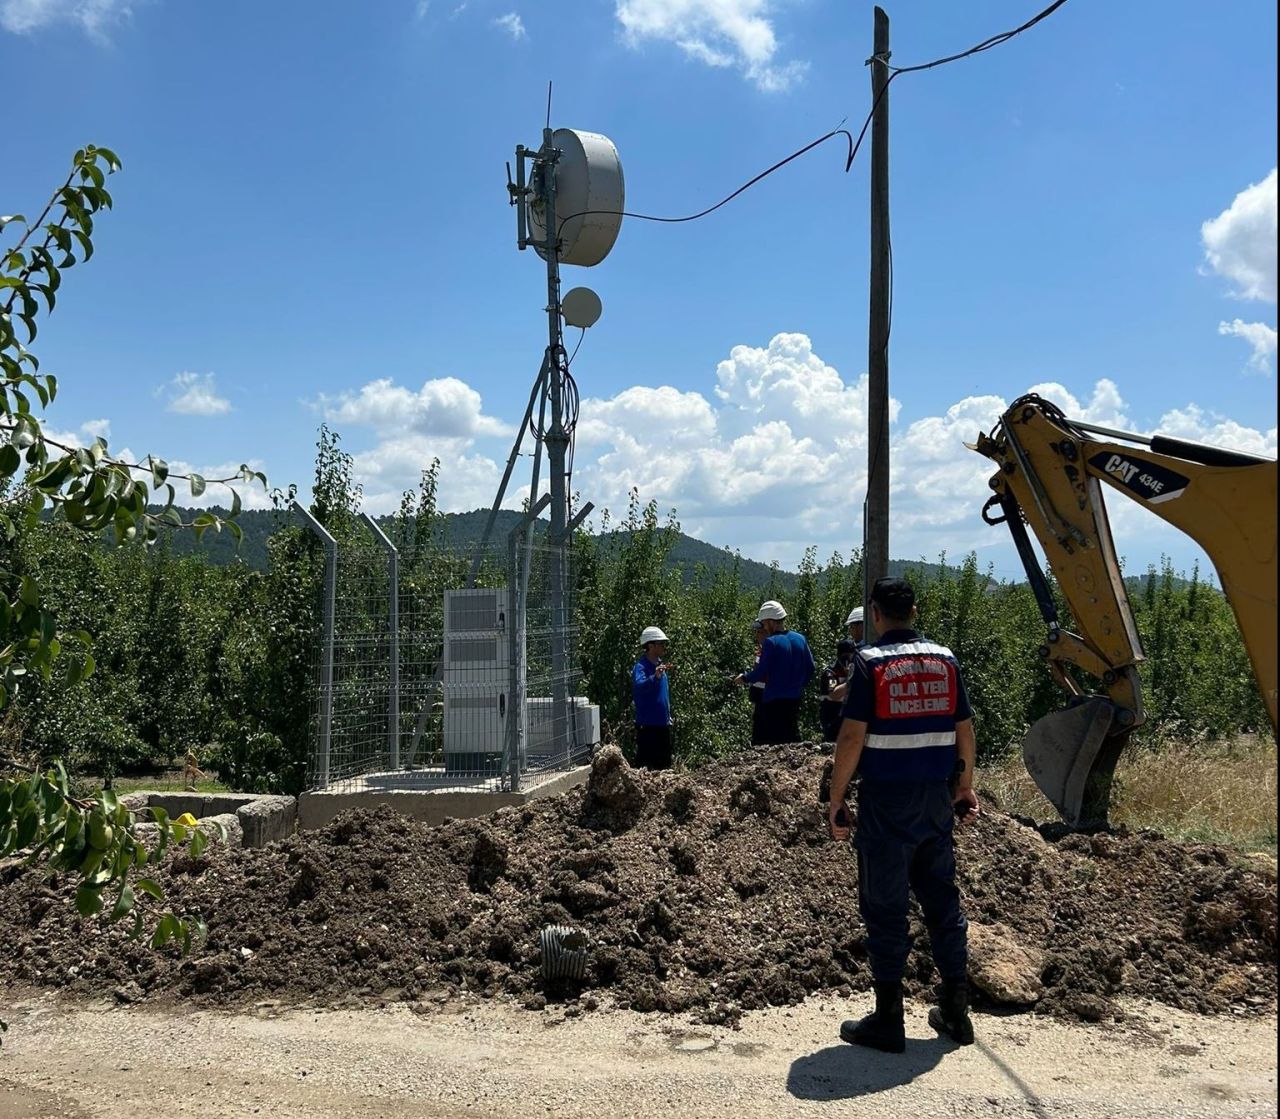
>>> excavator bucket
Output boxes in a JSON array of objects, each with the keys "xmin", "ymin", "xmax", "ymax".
[{"xmin": 1021, "ymin": 697, "xmax": 1129, "ymax": 828}]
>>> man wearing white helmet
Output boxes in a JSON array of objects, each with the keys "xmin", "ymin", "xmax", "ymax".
[
  {"xmin": 734, "ymin": 600, "xmax": 815, "ymax": 744},
  {"xmin": 633, "ymin": 626, "xmax": 673, "ymax": 770},
  {"xmin": 845, "ymin": 606, "xmax": 867, "ymax": 647}
]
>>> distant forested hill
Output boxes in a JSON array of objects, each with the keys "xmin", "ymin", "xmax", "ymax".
[{"xmin": 115, "ymin": 506, "xmax": 968, "ymax": 591}]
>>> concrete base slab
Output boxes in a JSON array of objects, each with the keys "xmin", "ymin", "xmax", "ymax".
[{"xmin": 298, "ymin": 765, "xmax": 590, "ymax": 831}]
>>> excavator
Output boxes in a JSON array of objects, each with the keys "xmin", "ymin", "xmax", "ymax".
[{"xmin": 969, "ymin": 393, "xmax": 1277, "ymax": 828}]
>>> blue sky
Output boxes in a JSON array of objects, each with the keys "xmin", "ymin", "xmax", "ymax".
[{"xmin": 3, "ymin": 0, "xmax": 1276, "ymax": 581}]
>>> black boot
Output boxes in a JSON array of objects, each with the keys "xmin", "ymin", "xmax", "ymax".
[
  {"xmin": 928, "ymin": 978, "xmax": 974, "ymax": 1045},
  {"xmin": 840, "ymin": 980, "xmax": 906, "ymax": 1053}
]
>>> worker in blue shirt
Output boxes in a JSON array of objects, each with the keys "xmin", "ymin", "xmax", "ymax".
[
  {"xmin": 828, "ymin": 576, "xmax": 981, "ymax": 1054},
  {"xmin": 734, "ymin": 600, "xmax": 815, "ymax": 745},
  {"xmin": 632, "ymin": 625, "xmax": 673, "ymax": 770}
]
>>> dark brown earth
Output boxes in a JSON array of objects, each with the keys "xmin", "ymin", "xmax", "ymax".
[{"xmin": 0, "ymin": 745, "xmax": 1275, "ymax": 1026}]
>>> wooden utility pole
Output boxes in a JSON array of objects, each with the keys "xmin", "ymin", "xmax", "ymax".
[{"xmin": 865, "ymin": 5, "xmax": 891, "ymax": 616}]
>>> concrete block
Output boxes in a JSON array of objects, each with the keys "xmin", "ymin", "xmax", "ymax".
[
  {"xmin": 141, "ymin": 793, "xmax": 208, "ymax": 819},
  {"xmin": 119, "ymin": 792, "xmax": 151, "ymax": 814},
  {"xmin": 236, "ymin": 796, "xmax": 296, "ymax": 848},
  {"xmin": 198, "ymin": 793, "xmax": 256, "ymax": 815},
  {"xmin": 199, "ymin": 811, "xmax": 243, "ymax": 849}
]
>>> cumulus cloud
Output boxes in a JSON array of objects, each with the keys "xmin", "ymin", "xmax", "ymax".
[
  {"xmin": 1218, "ymin": 318, "xmax": 1277, "ymax": 373},
  {"xmin": 35, "ymin": 414, "xmax": 272, "ymax": 513},
  {"xmin": 492, "ymin": 11, "xmax": 524, "ymax": 39},
  {"xmin": 142, "ymin": 455, "xmax": 275, "ymax": 512},
  {"xmin": 42, "ymin": 417, "xmax": 111, "ymax": 449},
  {"xmin": 332, "ymin": 336, "xmax": 1274, "ymax": 575},
  {"xmin": 157, "ymin": 371, "xmax": 232, "ymax": 416},
  {"xmin": 1, "ymin": 0, "xmax": 132, "ymax": 37},
  {"xmin": 316, "ymin": 376, "xmax": 512, "ymax": 514},
  {"xmin": 1201, "ymin": 169, "xmax": 1277, "ymax": 304},
  {"xmin": 615, "ymin": 0, "xmax": 805, "ymax": 92},
  {"xmin": 352, "ymin": 433, "xmax": 504, "ymax": 516},
  {"xmin": 1154, "ymin": 403, "xmax": 1277, "ymax": 459},
  {"xmin": 317, "ymin": 376, "xmax": 509, "ymax": 440}
]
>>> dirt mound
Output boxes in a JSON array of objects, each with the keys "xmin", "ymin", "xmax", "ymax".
[{"xmin": 0, "ymin": 746, "xmax": 1274, "ymax": 1025}]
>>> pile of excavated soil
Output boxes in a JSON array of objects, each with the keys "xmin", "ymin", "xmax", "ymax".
[{"xmin": 0, "ymin": 745, "xmax": 1274, "ymax": 1026}]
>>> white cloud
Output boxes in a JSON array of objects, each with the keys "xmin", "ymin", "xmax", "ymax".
[
  {"xmin": 1154, "ymin": 403, "xmax": 1277, "ymax": 459},
  {"xmin": 1201, "ymin": 168, "xmax": 1277, "ymax": 304},
  {"xmin": 144, "ymin": 455, "xmax": 275, "ymax": 512},
  {"xmin": 331, "ymin": 336, "xmax": 1275, "ymax": 577},
  {"xmin": 42, "ymin": 417, "xmax": 111, "ymax": 449},
  {"xmin": 0, "ymin": 0, "xmax": 131, "ymax": 37},
  {"xmin": 1218, "ymin": 318, "xmax": 1277, "ymax": 374},
  {"xmin": 160, "ymin": 371, "xmax": 231, "ymax": 416},
  {"xmin": 317, "ymin": 376, "xmax": 510, "ymax": 440},
  {"xmin": 615, "ymin": 0, "xmax": 806, "ymax": 92},
  {"xmin": 352, "ymin": 433, "xmax": 503, "ymax": 516},
  {"xmin": 34, "ymin": 415, "xmax": 272, "ymax": 513},
  {"xmin": 317, "ymin": 376, "xmax": 512, "ymax": 515},
  {"xmin": 492, "ymin": 11, "xmax": 525, "ymax": 39},
  {"xmin": 415, "ymin": 0, "xmax": 430, "ymax": 18}
]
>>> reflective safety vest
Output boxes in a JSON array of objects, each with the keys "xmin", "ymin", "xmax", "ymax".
[{"xmin": 845, "ymin": 631, "xmax": 971, "ymax": 782}]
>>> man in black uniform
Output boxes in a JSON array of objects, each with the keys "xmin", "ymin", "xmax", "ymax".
[
  {"xmin": 817, "ymin": 639, "xmax": 858, "ymax": 743},
  {"xmin": 827, "ymin": 577, "xmax": 981, "ymax": 1053}
]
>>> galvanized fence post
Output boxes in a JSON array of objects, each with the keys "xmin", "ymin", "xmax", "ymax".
[
  {"xmin": 507, "ymin": 496, "xmax": 550, "ymax": 793},
  {"xmin": 507, "ymin": 525, "xmax": 523, "ymax": 793},
  {"xmin": 359, "ymin": 513, "xmax": 400, "ymax": 771},
  {"xmin": 292, "ymin": 500, "xmax": 337, "ymax": 789}
]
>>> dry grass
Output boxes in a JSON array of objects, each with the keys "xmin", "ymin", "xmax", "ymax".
[{"xmin": 979, "ymin": 734, "xmax": 1278, "ymax": 853}]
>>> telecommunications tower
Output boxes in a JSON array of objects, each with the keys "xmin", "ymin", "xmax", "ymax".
[{"xmin": 457, "ymin": 116, "xmax": 624, "ymax": 767}]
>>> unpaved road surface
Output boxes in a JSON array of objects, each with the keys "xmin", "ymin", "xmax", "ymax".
[{"xmin": 0, "ymin": 994, "xmax": 1274, "ymax": 1118}]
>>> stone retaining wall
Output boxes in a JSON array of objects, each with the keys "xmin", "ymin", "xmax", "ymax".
[{"xmin": 120, "ymin": 792, "xmax": 296, "ymax": 849}]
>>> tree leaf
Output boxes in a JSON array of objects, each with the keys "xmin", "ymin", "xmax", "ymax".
[
  {"xmin": 135, "ymin": 877, "xmax": 164, "ymax": 900},
  {"xmin": 109, "ymin": 883, "xmax": 135, "ymax": 921},
  {"xmin": 75, "ymin": 883, "xmax": 103, "ymax": 917}
]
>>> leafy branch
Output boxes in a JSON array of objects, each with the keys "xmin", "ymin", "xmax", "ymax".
[
  {"xmin": 0, "ymin": 145, "xmax": 271, "ymax": 1045},
  {"xmin": 2, "ymin": 144, "xmax": 267, "ymax": 708}
]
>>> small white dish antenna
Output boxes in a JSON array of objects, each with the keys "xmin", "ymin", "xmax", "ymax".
[
  {"xmin": 528, "ymin": 128, "xmax": 624, "ymax": 267},
  {"xmin": 561, "ymin": 287, "xmax": 602, "ymax": 329}
]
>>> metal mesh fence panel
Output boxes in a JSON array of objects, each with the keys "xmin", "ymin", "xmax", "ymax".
[
  {"xmin": 306, "ymin": 514, "xmax": 595, "ymax": 794},
  {"xmin": 519, "ymin": 531, "xmax": 590, "ymax": 782}
]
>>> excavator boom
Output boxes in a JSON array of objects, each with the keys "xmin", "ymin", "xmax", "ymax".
[{"xmin": 971, "ymin": 394, "xmax": 1277, "ymax": 827}]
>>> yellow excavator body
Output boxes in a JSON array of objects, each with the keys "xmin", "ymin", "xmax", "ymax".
[{"xmin": 971, "ymin": 394, "xmax": 1277, "ymax": 827}]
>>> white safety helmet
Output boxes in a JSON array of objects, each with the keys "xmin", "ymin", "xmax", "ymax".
[
  {"xmin": 639, "ymin": 626, "xmax": 669, "ymax": 646},
  {"xmin": 846, "ymin": 606, "xmax": 865, "ymax": 626},
  {"xmin": 755, "ymin": 600, "xmax": 787, "ymax": 622}
]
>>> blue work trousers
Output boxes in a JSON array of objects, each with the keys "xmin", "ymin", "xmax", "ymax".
[{"xmin": 854, "ymin": 779, "xmax": 968, "ymax": 983}]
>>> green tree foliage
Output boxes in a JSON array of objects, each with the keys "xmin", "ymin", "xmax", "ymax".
[{"xmin": 1, "ymin": 148, "xmax": 259, "ymax": 963}]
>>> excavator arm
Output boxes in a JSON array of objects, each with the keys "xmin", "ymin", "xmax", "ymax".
[{"xmin": 971, "ymin": 394, "xmax": 1277, "ymax": 827}]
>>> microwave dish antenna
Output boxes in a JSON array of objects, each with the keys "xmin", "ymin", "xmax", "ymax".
[
  {"xmin": 561, "ymin": 287, "xmax": 602, "ymax": 329},
  {"xmin": 526, "ymin": 129, "xmax": 624, "ymax": 267}
]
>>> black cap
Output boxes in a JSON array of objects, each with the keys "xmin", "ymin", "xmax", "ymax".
[
  {"xmin": 871, "ymin": 576, "xmax": 915, "ymax": 618},
  {"xmin": 836, "ymin": 639, "xmax": 857, "ymax": 659}
]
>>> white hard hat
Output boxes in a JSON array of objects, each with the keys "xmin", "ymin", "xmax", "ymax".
[
  {"xmin": 846, "ymin": 607, "xmax": 865, "ymax": 625},
  {"xmin": 756, "ymin": 600, "xmax": 787, "ymax": 622},
  {"xmin": 639, "ymin": 626, "xmax": 669, "ymax": 645}
]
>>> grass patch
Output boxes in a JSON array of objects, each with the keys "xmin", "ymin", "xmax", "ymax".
[
  {"xmin": 979, "ymin": 734, "xmax": 1278, "ymax": 853},
  {"xmin": 82, "ymin": 773, "xmax": 232, "ymax": 795}
]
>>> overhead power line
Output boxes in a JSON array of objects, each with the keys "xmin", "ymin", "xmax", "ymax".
[{"xmin": 554, "ymin": 0, "xmax": 1071, "ymax": 236}]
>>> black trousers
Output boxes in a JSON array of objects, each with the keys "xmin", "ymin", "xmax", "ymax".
[
  {"xmin": 854, "ymin": 780, "xmax": 968, "ymax": 983},
  {"xmin": 819, "ymin": 700, "xmax": 843, "ymax": 743},
  {"xmin": 634, "ymin": 724, "xmax": 673, "ymax": 770},
  {"xmin": 757, "ymin": 698, "xmax": 802, "ymax": 745}
]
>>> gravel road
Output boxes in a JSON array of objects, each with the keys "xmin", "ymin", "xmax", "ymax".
[{"xmin": 0, "ymin": 993, "xmax": 1274, "ymax": 1118}]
